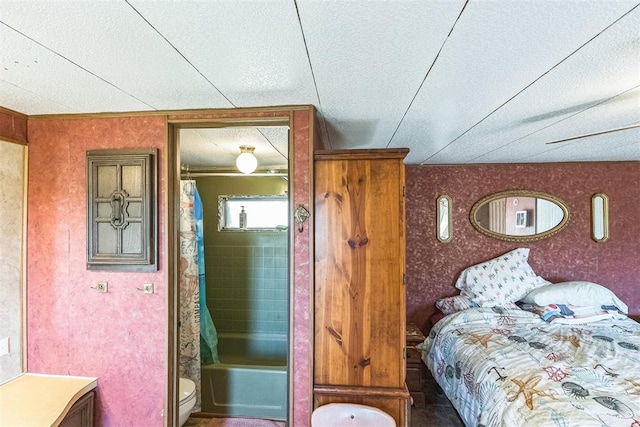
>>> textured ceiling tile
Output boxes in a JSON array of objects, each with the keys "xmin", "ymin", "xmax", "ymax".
[
  {"xmin": 388, "ymin": 0, "xmax": 640, "ymax": 164},
  {"xmin": 429, "ymin": 7, "xmax": 640, "ymax": 164},
  {"xmin": 180, "ymin": 127, "xmax": 289, "ymax": 171},
  {"xmin": 0, "ymin": 0, "xmax": 638, "ymax": 164},
  {"xmin": 129, "ymin": 0, "xmax": 317, "ymax": 108},
  {"xmin": 479, "ymin": 89, "xmax": 640, "ymax": 163},
  {"xmin": 0, "ymin": 26, "xmax": 150, "ymax": 114},
  {"xmin": 258, "ymin": 126, "xmax": 289, "ymax": 160},
  {"xmin": 0, "ymin": 79, "xmax": 72, "ymax": 116},
  {"xmin": 296, "ymin": 0, "xmax": 466, "ymax": 149},
  {"xmin": 0, "ymin": 0, "xmax": 233, "ymax": 111},
  {"xmin": 524, "ymin": 128, "xmax": 640, "ymax": 162}
]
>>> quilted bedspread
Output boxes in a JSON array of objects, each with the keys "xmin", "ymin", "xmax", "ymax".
[{"xmin": 419, "ymin": 307, "xmax": 640, "ymax": 427}]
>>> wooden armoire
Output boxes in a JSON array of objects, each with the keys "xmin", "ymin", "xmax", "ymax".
[{"xmin": 313, "ymin": 148, "xmax": 410, "ymax": 426}]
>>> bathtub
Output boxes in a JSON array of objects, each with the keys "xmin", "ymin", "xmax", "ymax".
[{"xmin": 201, "ymin": 332, "xmax": 288, "ymax": 420}]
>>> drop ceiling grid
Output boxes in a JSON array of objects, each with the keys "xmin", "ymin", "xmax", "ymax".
[
  {"xmin": 129, "ymin": 0, "xmax": 318, "ymax": 109},
  {"xmin": 1, "ymin": 1, "xmax": 234, "ymax": 112},
  {"xmin": 0, "ymin": 26, "xmax": 150, "ymax": 114},
  {"xmin": 428, "ymin": 8, "xmax": 640, "ymax": 164},
  {"xmin": 296, "ymin": 0, "xmax": 465, "ymax": 150},
  {"xmin": 386, "ymin": 1, "xmax": 640, "ymax": 164}
]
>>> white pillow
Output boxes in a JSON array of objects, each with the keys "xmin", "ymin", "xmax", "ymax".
[
  {"xmin": 455, "ymin": 248, "xmax": 550, "ymax": 307},
  {"xmin": 521, "ymin": 281, "xmax": 628, "ymax": 314}
]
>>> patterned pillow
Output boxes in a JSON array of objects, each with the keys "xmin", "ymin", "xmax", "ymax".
[
  {"xmin": 456, "ymin": 248, "xmax": 550, "ymax": 307},
  {"xmin": 435, "ymin": 295, "xmax": 477, "ymax": 315}
]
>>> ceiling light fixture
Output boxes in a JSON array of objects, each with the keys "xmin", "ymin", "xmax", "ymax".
[{"xmin": 236, "ymin": 145, "xmax": 258, "ymax": 174}]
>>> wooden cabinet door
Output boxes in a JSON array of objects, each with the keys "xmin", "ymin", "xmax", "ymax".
[
  {"xmin": 86, "ymin": 148, "xmax": 157, "ymax": 271},
  {"xmin": 314, "ymin": 149, "xmax": 407, "ymax": 388}
]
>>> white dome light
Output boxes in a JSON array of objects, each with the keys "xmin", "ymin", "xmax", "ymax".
[{"xmin": 236, "ymin": 145, "xmax": 258, "ymax": 174}]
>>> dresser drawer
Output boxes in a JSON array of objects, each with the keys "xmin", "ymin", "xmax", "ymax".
[
  {"xmin": 406, "ymin": 346, "xmax": 422, "ymax": 367},
  {"xmin": 406, "ymin": 366, "xmax": 423, "ymax": 392}
]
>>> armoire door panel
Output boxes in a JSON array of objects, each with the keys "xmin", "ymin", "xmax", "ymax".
[{"xmin": 314, "ymin": 149, "xmax": 408, "ymax": 389}]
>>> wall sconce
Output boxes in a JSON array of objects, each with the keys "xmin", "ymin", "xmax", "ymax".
[
  {"xmin": 591, "ymin": 193, "xmax": 609, "ymax": 242},
  {"xmin": 437, "ymin": 195, "xmax": 453, "ymax": 243},
  {"xmin": 236, "ymin": 145, "xmax": 258, "ymax": 174}
]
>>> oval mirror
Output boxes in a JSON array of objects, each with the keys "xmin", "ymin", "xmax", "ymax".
[{"xmin": 470, "ymin": 190, "xmax": 570, "ymax": 242}]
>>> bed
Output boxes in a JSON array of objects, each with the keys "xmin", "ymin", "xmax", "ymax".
[{"xmin": 418, "ymin": 248, "xmax": 640, "ymax": 427}]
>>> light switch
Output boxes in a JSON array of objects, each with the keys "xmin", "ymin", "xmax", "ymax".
[{"xmin": 0, "ymin": 337, "xmax": 9, "ymax": 356}]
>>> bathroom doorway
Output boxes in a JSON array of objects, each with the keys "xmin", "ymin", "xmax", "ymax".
[
  {"xmin": 170, "ymin": 118, "xmax": 291, "ymax": 424},
  {"xmin": 166, "ymin": 106, "xmax": 316, "ymax": 427}
]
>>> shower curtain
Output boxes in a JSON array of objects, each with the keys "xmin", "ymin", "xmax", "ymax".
[{"xmin": 179, "ymin": 180, "xmax": 219, "ymax": 409}]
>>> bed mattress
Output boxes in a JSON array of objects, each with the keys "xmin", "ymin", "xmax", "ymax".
[{"xmin": 420, "ymin": 307, "xmax": 640, "ymax": 426}]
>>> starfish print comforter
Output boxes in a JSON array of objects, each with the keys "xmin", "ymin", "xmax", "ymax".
[{"xmin": 419, "ymin": 307, "xmax": 640, "ymax": 426}]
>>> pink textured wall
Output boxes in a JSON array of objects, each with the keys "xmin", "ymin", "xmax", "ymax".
[
  {"xmin": 405, "ymin": 162, "xmax": 640, "ymax": 333},
  {"xmin": 25, "ymin": 107, "xmax": 315, "ymax": 426},
  {"xmin": 167, "ymin": 107, "xmax": 316, "ymax": 425},
  {"xmin": 27, "ymin": 116, "xmax": 167, "ymax": 426},
  {"xmin": 291, "ymin": 109, "xmax": 313, "ymax": 426}
]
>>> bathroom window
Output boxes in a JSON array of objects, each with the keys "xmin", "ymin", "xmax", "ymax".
[{"xmin": 218, "ymin": 195, "xmax": 288, "ymax": 231}]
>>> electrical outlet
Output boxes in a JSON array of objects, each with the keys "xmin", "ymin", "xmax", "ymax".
[
  {"xmin": 94, "ymin": 282, "xmax": 108, "ymax": 293},
  {"xmin": 142, "ymin": 283, "xmax": 154, "ymax": 294},
  {"xmin": 0, "ymin": 337, "xmax": 9, "ymax": 356}
]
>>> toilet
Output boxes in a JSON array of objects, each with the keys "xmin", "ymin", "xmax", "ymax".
[
  {"xmin": 311, "ymin": 403, "xmax": 396, "ymax": 427},
  {"xmin": 178, "ymin": 377, "xmax": 196, "ymax": 426}
]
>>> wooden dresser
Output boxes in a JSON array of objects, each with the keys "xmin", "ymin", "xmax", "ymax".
[
  {"xmin": 314, "ymin": 148, "xmax": 410, "ymax": 427},
  {"xmin": 406, "ymin": 322, "xmax": 426, "ymax": 398},
  {"xmin": 0, "ymin": 373, "xmax": 97, "ymax": 426}
]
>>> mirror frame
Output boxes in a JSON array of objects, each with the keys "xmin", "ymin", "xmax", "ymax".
[
  {"xmin": 470, "ymin": 190, "xmax": 570, "ymax": 242},
  {"xmin": 591, "ymin": 193, "xmax": 609, "ymax": 243},
  {"xmin": 436, "ymin": 195, "xmax": 453, "ymax": 243}
]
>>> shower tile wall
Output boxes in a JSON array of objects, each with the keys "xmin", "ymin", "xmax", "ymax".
[
  {"xmin": 194, "ymin": 175, "xmax": 290, "ymax": 337},
  {"xmin": 206, "ymin": 244, "xmax": 288, "ymax": 334}
]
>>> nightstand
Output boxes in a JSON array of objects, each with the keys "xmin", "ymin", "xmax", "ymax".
[{"xmin": 406, "ymin": 322, "xmax": 426, "ymax": 397}]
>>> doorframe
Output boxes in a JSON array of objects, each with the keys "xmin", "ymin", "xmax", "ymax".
[{"xmin": 164, "ymin": 106, "xmax": 316, "ymax": 426}]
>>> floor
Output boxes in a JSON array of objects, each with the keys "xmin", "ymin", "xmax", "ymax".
[
  {"xmin": 184, "ymin": 416, "xmax": 284, "ymax": 427},
  {"xmin": 410, "ymin": 375, "xmax": 465, "ymax": 427},
  {"xmin": 185, "ymin": 375, "xmax": 464, "ymax": 427}
]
